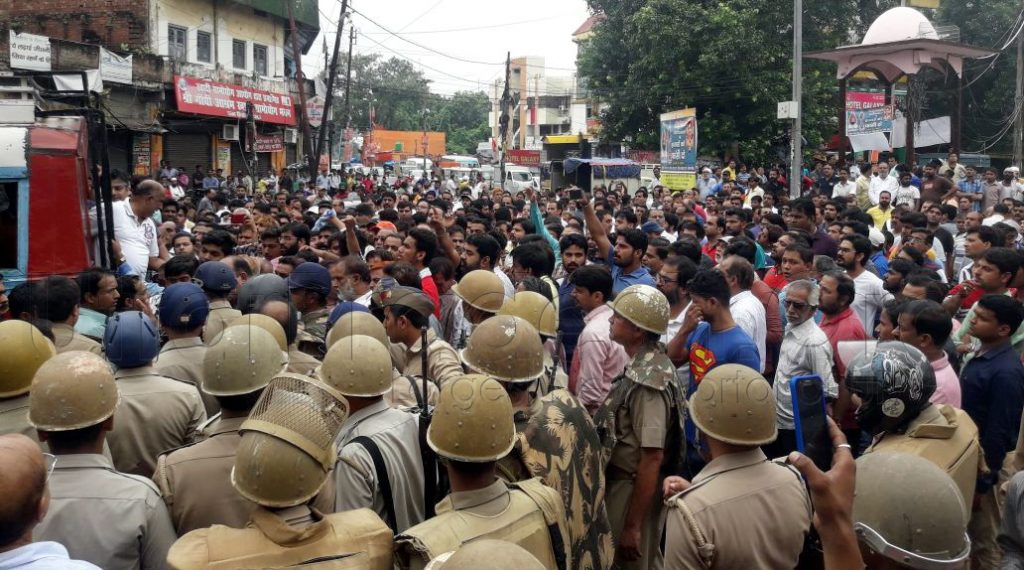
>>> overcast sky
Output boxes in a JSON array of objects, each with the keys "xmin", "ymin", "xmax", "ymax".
[{"xmin": 303, "ymin": 0, "xmax": 591, "ymax": 95}]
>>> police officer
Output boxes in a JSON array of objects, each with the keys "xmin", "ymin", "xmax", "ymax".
[
  {"xmin": 320, "ymin": 334, "xmax": 426, "ymax": 533},
  {"xmin": 156, "ymin": 282, "xmax": 216, "ymax": 415},
  {"xmin": 853, "ymin": 452, "xmax": 970, "ymax": 568},
  {"xmin": 498, "ymin": 290, "xmax": 567, "ymax": 393},
  {"xmin": 383, "ymin": 287, "xmax": 463, "ymax": 402},
  {"xmin": 166, "ymin": 374, "xmax": 394, "ymax": 569},
  {"xmin": 664, "ymin": 364, "xmax": 811, "ymax": 568},
  {"xmin": 193, "ymin": 260, "xmax": 240, "ymax": 343},
  {"xmin": 104, "ymin": 311, "xmax": 206, "ymax": 477},
  {"xmin": 0, "ymin": 320, "xmax": 56, "ymax": 445},
  {"xmin": 228, "ymin": 313, "xmax": 289, "ymax": 358},
  {"xmin": 154, "ymin": 325, "xmax": 288, "ymax": 534},
  {"xmin": 451, "ymin": 269, "xmax": 506, "ymax": 342},
  {"xmin": 426, "ymin": 539, "xmax": 546, "ymax": 570},
  {"xmin": 328, "ymin": 310, "xmax": 441, "ymax": 411},
  {"xmin": 395, "ymin": 374, "xmax": 571, "ymax": 570},
  {"xmin": 847, "ymin": 342, "xmax": 982, "ymax": 511},
  {"xmin": 461, "ymin": 315, "xmax": 614, "ymax": 570},
  {"xmin": 30, "ymin": 351, "xmax": 177, "ymax": 569},
  {"xmin": 287, "ymin": 262, "xmax": 332, "ymax": 358},
  {"xmin": 593, "ymin": 284, "xmax": 685, "ymax": 569},
  {"xmin": 236, "ymin": 274, "xmax": 321, "ymax": 375}
]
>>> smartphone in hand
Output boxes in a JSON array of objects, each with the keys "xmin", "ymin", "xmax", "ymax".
[
  {"xmin": 790, "ymin": 375, "xmax": 832, "ymax": 472},
  {"xmin": 569, "ymin": 188, "xmax": 584, "ymax": 201}
]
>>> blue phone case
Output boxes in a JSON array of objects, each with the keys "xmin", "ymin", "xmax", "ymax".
[{"xmin": 790, "ymin": 374, "xmax": 827, "ymax": 456}]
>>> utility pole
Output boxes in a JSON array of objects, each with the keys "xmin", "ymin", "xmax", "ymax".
[
  {"xmin": 1014, "ymin": 26, "xmax": 1023, "ymax": 167},
  {"xmin": 789, "ymin": 0, "xmax": 802, "ymax": 199},
  {"xmin": 287, "ymin": 0, "xmax": 316, "ymax": 179},
  {"xmin": 314, "ymin": 0, "xmax": 349, "ymax": 177},
  {"xmin": 499, "ymin": 52, "xmax": 511, "ymax": 191},
  {"xmin": 343, "ymin": 25, "xmax": 356, "ymax": 127}
]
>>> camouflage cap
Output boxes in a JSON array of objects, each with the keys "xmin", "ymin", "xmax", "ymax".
[{"xmin": 384, "ymin": 286, "xmax": 435, "ymax": 319}]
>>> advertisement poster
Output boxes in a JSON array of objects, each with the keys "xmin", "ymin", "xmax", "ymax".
[
  {"xmin": 660, "ymin": 108, "xmax": 698, "ymax": 191},
  {"xmin": 216, "ymin": 142, "xmax": 231, "ymax": 173},
  {"xmin": 245, "ymin": 134, "xmax": 284, "ymax": 153},
  {"xmin": 845, "ymin": 90, "xmax": 892, "ymax": 134},
  {"xmin": 132, "ymin": 135, "xmax": 152, "ymax": 176},
  {"xmin": 174, "ymin": 75, "xmax": 296, "ymax": 126},
  {"xmin": 100, "ymin": 48, "xmax": 132, "ymax": 84}
]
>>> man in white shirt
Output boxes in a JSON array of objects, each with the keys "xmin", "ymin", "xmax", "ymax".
[
  {"xmin": 832, "ymin": 167, "xmax": 856, "ymax": 199},
  {"xmin": 836, "ymin": 234, "xmax": 893, "ymax": 335},
  {"xmin": 869, "ymin": 162, "xmax": 899, "ymax": 205},
  {"xmin": 720, "ymin": 256, "xmax": 767, "ymax": 372},
  {"xmin": 167, "ymin": 177, "xmax": 186, "ymax": 200},
  {"xmin": 112, "ymin": 180, "xmax": 167, "ymax": 276}
]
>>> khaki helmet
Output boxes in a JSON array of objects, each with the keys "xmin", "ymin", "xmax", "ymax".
[
  {"xmin": 203, "ymin": 325, "xmax": 288, "ymax": 396},
  {"xmin": 689, "ymin": 364, "xmax": 777, "ymax": 446},
  {"xmin": 498, "ymin": 291, "xmax": 557, "ymax": 337},
  {"xmin": 29, "ymin": 351, "xmax": 118, "ymax": 431},
  {"xmin": 607, "ymin": 284, "xmax": 669, "ymax": 335},
  {"xmin": 452, "ymin": 270, "xmax": 505, "ymax": 313},
  {"xmin": 325, "ymin": 312, "xmax": 388, "ymax": 349},
  {"xmin": 320, "ymin": 334, "xmax": 392, "ymax": 397},
  {"xmin": 853, "ymin": 452, "xmax": 969, "ymax": 567},
  {"xmin": 461, "ymin": 315, "xmax": 545, "ymax": 383},
  {"xmin": 427, "ymin": 374, "xmax": 515, "ymax": 462},
  {"xmin": 226, "ymin": 314, "xmax": 288, "ymax": 351},
  {"xmin": 426, "ymin": 540, "xmax": 545, "ymax": 570},
  {"xmin": 233, "ymin": 373, "xmax": 349, "ymax": 508},
  {"xmin": 0, "ymin": 320, "xmax": 57, "ymax": 398}
]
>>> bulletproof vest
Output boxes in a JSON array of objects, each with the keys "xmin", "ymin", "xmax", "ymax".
[
  {"xmin": 868, "ymin": 405, "xmax": 980, "ymax": 514},
  {"xmin": 396, "ymin": 479, "xmax": 568, "ymax": 570},
  {"xmin": 167, "ymin": 507, "xmax": 393, "ymax": 570}
]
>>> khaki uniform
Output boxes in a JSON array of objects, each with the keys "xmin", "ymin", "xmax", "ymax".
[
  {"xmin": 593, "ymin": 345, "xmax": 685, "ymax": 570},
  {"xmin": 397, "ymin": 330, "xmax": 464, "ymax": 389},
  {"xmin": 51, "ymin": 323, "xmax": 103, "ymax": 355},
  {"xmin": 385, "ymin": 373, "xmax": 440, "ymax": 410},
  {"xmin": 156, "ymin": 337, "xmax": 218, "ymax": 416},
  {"xmin": 35, "ymin": 453, "xmax": 178, "ymax": 570},
  {"xmin": 395, "ymin": 478, "xmax": 571, "ymax": 570},
  {"xmin": 202, "ymin": 300, "xmax": 241, "ymax": 344},
  {"xmin": 167, "ymin": 506, "xmax": 393, "ymax": 570},
  {"xmin": 334, "ymin": 400, "xmax": 425, "ymax": 533},
  {"xmin": 287, "ymin": 345, "xmax": 321, "ymax": 376},
  {"xmin": 498, "ymin": 389, "xmax": 615, "ymax": 570},
  {"xmin": 0, "ymin": 394, "xmax": 35, "ymax": 443},
  {"xmin": 297, "ymin": 307, "xmax": 330, "ymax": 359},
  {"xmin": 155, "ymin": 415, "xmax": 336, "ymax": 535},
  {"xmin": 665, "ymin": 449, "xmax": 811, "ymax": 568},
  {"xmin": 107, "ymin": 366, "xmax": 207, "ymax": 477},
  {"xmin": 866, "ymin": 404, "xmax": 982, "ymax": 512}
]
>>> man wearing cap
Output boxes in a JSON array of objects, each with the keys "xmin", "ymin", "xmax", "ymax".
[
  {"xmin": 287, "ymin": 262, "xmax": 333, "ymax": 359},
  {"xmin": 194, "ymin": 261, "xmax": 241, "ymax": 343},
  {"xmin": 383, "ymin": 287, "xmax": 463, "ymax": 390},
  {"xmin": 30, "ymin": 351, "xmax": 177, "ymax": 569},
  {"xmin": 640, "ymin": 221, "xmax": 664, "ymax": 243},
  {"xmin": 156, "ymin": 282, "xmax": 218, "ymax": 416},
  {"xmin": 697, "ymin": 168, "xmax": 717, "ymax": 200}
]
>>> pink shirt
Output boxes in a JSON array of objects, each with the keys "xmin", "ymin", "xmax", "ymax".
[
  {"xmin": 930, "ymin": 353, "xmax": 962, "ymax": 408},
  {"xmin": 569, "ymin": 304, "xmax": 629, "ymax": 411}
]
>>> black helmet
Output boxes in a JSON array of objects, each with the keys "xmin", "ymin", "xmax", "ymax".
[{"xmin": 845, "ymin": 342, "xmax": 936, "ymax": 435}]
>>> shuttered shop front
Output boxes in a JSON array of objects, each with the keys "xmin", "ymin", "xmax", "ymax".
[
  {"xmin": 163, "ymin": 133, "xmax": 212, "ymax": 172},
  {"xmin": 230, "ymin": 144, "xmax": 271, "ymax": 178}
]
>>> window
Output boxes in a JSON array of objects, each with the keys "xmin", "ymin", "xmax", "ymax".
[
  {"xmin": 168, "ymin": 25, "xmax": 187, "ymax": 61},
  {"xmin": 254, "ymin": 43, "xmax": 268, "ymax": 76},
  {"xmin": 232, "ymin": 39, "xmax": 246, "ymax": 69},
  {"xmin": 196, "ymin": 31, "xmax": 211, "ymax": 63}
]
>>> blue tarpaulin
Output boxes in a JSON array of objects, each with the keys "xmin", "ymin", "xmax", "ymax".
[{"xmin": 563, "ymin": 158, "xmax": 641, "ymax": 179}]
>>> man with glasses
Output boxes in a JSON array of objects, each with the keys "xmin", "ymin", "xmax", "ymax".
[
  {"xmin": 0, "ymin": 434, "xmax": 100, "ymax": 569},
  {"xmin": 30, "ymin": 351, "xmax": 176, "ymax": 569},
  {"xmin": 767, "ymin": 280, "xmax": 837, "ymax": 458}
]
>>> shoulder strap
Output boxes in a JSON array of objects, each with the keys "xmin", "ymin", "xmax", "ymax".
[
  {"xmin": 672, "ymin": 496, "xmax": 715, "ymax": 568},
  {"xmin": 405, "ymin": 375, "xmax": 425, "ymax": 410},
  {"xmin": 349, "ymin": 436, "xmax": 398, "ymax": 533}
]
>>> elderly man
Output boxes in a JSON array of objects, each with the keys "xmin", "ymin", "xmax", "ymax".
[{"xmin": 767, "ymin": 280, "xmax": 837, "ymax": 458}]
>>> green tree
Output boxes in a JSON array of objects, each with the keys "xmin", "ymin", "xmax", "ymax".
[{"xmin": 427, "ymin": 91, "xmax": 492, "ymax": 155}]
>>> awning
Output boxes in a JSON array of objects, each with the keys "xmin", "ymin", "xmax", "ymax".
[{"xmin": 563, "ymin": 158, "xmax": 641, "ymax": 178}]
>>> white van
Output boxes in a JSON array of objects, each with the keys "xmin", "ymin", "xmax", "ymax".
[{"xmin": 502, "ymin": 165, "xmax": 536, "ymax": 193}]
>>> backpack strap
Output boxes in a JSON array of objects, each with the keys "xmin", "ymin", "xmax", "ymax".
[{"xmin": 349, "ymin": 436, "xmax": 397, "ymax": 533}]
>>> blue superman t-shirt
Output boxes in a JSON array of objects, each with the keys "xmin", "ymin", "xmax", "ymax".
[{"xmin": 686, "ymin": 322, "xmax": 761, "ymax": 390}]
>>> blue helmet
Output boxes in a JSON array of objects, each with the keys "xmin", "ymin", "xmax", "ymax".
[
  {"xmin": 159, "ymin": 283, "xmax": 210, "ymax": 331},
  {"xmin": 104, "ymin": 311, "xmax": 160, "ymax": 368},
  {"xmin": 327, "ymin": 301, "xmax": 370, "ymax": 327},
  {"xmin": 286, "ymin": 263, "xmax": 332, "ymax": 297},
  {"xmin": 194, "ymin": 261, "xmax": 237, "ymax": 293}
]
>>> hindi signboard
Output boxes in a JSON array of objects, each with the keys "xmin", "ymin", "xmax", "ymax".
[
  {"xmin": 845, "ymin": 89, "xmax": 893, "ymax": 134},
  {"xmin": 9, "ymin": 31, "xmax": 51, "ymax": 71},
  {"xmin": 245, "ymin": 134, "xmax": 285, "ymax": 153},
  {"xmin": 174, "ymin": 75, "xmax": 296, "ymax": 126},
  {"xmin": 306, "ymin": 96, "xmax": 325, "ymax": 128},
  {"xmin": 99, "ymin": 48, "xmax": 132, "ymax": 85},
  {"xmin": 660, "ymin": 108, "xmax": 698, "ymax": 191}
]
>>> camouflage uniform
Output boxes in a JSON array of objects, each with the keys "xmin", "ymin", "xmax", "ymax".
[
  {"xmin": 498, "ymin": 388, "xmax": 615, "ymax": 570},
  {"xmin": 593, "ymin": 343, "xmax": 686, "ymax": 570},
  {"xmin": 296, "ymin": 307, "xmax": 330, "ymax": 359}
]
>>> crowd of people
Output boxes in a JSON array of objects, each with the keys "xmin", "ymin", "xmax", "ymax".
[{"xmin": 3, "ymin": 150, "xmax": 1024, "ymax": 569}]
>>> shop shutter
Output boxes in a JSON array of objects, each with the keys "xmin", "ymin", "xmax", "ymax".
[
  {"xmin": 231, "ymin": 144, "xmax": 272, "ymax": 178},
  {"xmin": 163, "ymin": 133, "xmax": 212, "ymax": 173}
]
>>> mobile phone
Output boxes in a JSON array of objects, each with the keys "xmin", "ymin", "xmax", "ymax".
[
  {"xmin": 790, "ymin": 375, "xmax": 832, "ymax": 472},
  {"xmin": 569, "ymin": 188, "xmax": 584, "ymax": 201},
  {"xmin": 230, "ymin": 213, "xmax": 246, "ymax": 225}
]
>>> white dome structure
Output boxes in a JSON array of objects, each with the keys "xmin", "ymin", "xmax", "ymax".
[{"xmin": 862, "ymin": 7, "xmax": 939, "ymax": 45}]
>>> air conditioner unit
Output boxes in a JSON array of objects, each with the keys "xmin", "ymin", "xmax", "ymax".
[
  {"xmin": 222, "ymin": 124, "xmax": 240, "ymax": 141},
  {"xmin": 284, "ymin": 128, "xmax": 298, "ymax": 144}
]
